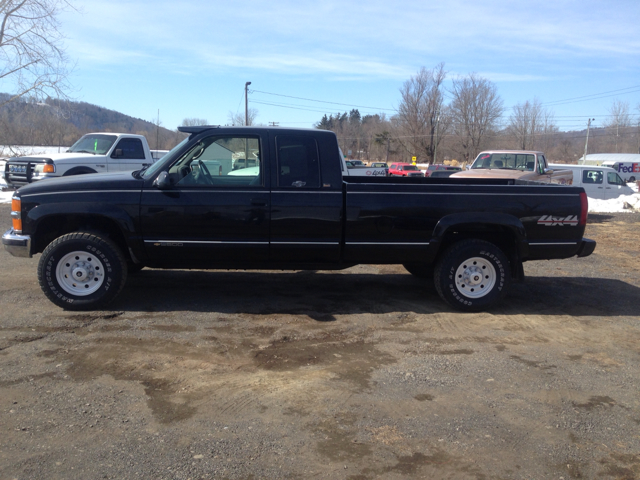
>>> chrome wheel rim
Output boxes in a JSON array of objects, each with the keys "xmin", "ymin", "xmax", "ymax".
[
  {"xmin": 455, "ymin": 257, "xmax": 496, "ymax": 298},
  {"xmin": 56, "ymin": 251, "xmax": 105, "ymax": 296}
]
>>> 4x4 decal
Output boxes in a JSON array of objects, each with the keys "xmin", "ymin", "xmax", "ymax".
[{"xmin": 538, "ymin": 215, "xmax": 578, "ymax": 226}]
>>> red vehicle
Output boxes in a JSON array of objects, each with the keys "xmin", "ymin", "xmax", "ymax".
[
  {"xmin": 425, "ymin": 164, "xmax": 461, "ymax": 177},
  {"xmin": 388, "ymin": 163, "xmax": 424, "ymax": 177}
]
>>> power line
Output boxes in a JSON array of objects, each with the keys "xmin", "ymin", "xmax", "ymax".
[
  {"xmin": 251, "ymin": 89, "xmax": 397, "ymax": 112},
  {"xmin": 541, "ymin": 85, "xmax": 640, "ymax": 107}
]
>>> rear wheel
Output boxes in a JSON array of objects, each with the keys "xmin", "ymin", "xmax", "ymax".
[
  {"xmin": 37, "ymin": 232, "xmax": 127, "ymax": 310},
  {"xmin": 434, "ymin": 239, "xmax": 510, "ymax": 312},
  {"xmin": 629, "ymin": 176, "xmax": 636, "ymax": 182}
]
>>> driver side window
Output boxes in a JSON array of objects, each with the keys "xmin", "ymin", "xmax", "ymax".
[{"xmin": 170, "ymin": 136, "xmax": 261, "ymax": 187}]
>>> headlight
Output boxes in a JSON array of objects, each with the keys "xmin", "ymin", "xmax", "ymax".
[
  {"xmin": 33, "ymin": 163, "xmax": 55, "ymax": 175},
  {"xmin": 9, "ymin": 164, "xmax": 27, "ymax": 173}
]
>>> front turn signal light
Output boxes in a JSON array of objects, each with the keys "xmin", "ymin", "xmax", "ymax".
[
  {"xmin": 43, "ymin": 164, "xmax": 55, "ymax": 173},
  {"xmin": 11, "ymin": 196, "xmax": 22, "ymax": 232}
]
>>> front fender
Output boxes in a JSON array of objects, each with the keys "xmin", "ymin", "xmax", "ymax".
[{"xmin": 24, "ymin": 201, "xmax": 141, "ymax": 257}]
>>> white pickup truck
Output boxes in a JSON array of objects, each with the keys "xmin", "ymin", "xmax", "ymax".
[{"xmin": 3, "ymin": 133, "xmax": 162, "ymax": 188}]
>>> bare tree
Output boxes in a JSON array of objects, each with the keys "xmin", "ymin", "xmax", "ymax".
[
  {"xmin": 507, "ymin": 98, "xmax": 556, "ymax": 150},
  {"xmin": 449, "ymin": 73, "xmax": 503, "ymax": 163},
  {"xmin": 227, "ymin": 108, "xmax": 258, "ymax": 126},
  {"xmin": 181, "ymin": 118, "xmax": 209, "ymax": 127},
  {"xmin": 603, "ymin": 100, "xmax": 631, "ymax": 152},
  {"xmin": 396, "ymin": 63, "xmax": 448, "ymax": 163},
  {"xmin": 0, "ymin": 0, "xmax": 74, "ymax": 107}
]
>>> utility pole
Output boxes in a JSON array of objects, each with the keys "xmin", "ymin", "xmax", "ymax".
[
  {"xmin": 156, "ymin": 109, "xmax": 160, "ymax": 149},
  {"xmin": 245, "ymin": 82, "xmax": 251, "ymax": 126},
  {"xmin": 582, "ymin": 118, "xmax": 594, "ymax": 164}
]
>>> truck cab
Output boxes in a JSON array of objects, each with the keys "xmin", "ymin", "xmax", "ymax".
[{"xmin": 452, "ymin": 150, "xmax": 573, "ymax": 184}]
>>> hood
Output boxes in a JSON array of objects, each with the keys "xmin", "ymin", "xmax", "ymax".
[
  {"xmin": 451, "ymin": 169, "xmax": 529, "ymax": 180},
  {"xmin": 17, "ymin": 171, "xmax": 143, "ymax": 196},
  {"xmin": 9, "ymin": 152, "xmax": 105, "ymax": 164}
]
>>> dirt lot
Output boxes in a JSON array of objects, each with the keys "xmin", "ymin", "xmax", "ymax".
[{"xmin": 1, "ymin": 207, "xmax": 639, "ymax": 480}]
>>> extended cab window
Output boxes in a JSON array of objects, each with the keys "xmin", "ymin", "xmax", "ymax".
[
  {"xmin": 112, "ymin": 138, "xmax": 145, "ymax": 159},
  {"xmin": 169, "ymin": 135, "xmax": 261, "ymax": 187},
  {"xmin": 276, "ymin": 135, "xmax": 320, "ymax": 188}
]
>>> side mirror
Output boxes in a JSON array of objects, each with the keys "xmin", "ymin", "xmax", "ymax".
[
  {"xmin": 112, "ymin": 149, "xmax": 123, "ymax": 158},
  {"xmin": 544, "ymin": 168, "xmax": 554, "ymax": 174},
  {"xmin": 153, "ymin": 171, "xmax": 171, "ymax": 189}
]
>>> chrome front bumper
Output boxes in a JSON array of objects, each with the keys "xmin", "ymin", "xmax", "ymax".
[{"xmin": 2, "ymin": 228, "xmax": 32, "ymax": 258}]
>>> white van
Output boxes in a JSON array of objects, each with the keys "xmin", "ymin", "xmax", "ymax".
[{"xmin": 549, "ymin": 164, "xmax": 635, "ymax": 200}]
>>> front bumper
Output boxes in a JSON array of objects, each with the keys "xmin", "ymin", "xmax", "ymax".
[
  {"xmin": 577, "ymin": 238, "xmax": 596, "ymax": 258},
  {"xmin": 2, "ymin": 228, "xmax": 32, "ymax": 258}
]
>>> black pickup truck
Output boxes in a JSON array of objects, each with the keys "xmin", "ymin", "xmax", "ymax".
[{"xmin": 2, "ymin": 126, "xmax": 595, "ymax": 312}]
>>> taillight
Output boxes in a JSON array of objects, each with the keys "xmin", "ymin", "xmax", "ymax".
[
  {"xmin": 11, "ymin": 196, "xmax": 22, "ymax": 232},
  {"xmin": 579, "ymin": 191, "xmax": 588, "ymax": 226}
]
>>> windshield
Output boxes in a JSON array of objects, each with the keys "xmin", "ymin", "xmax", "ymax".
[
  {"xmin": 140, "ymin": 137, "xmax": 190, "ymax": 179},
  {"xmin": 404, "ymin": 165, "xmax": 419, "ymax": 171},
  {"xmin": 68, "ymin": 134, "xmax": 118, "ymax": 155},
  {"xmin": 471, "ymin": 153, "xmax": 536, "ymax": 171}
]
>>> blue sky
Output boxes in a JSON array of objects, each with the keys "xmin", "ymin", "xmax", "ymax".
[{"xmin": 58, "ymin": 0, "xmax": 640, "ymax": 132}]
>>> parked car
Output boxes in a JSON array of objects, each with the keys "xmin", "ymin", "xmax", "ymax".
[
  {"xmin": 388, "ymin": 163, "xmax": 425, "ymax": 177},
  {"xmin": 549, "ymin": 164, "xmax": 635, "ymax": 199},
  {"xmin": 3, "ymin": 126, "xmax": 595, "ymax": 312},
  {"xmin": 451, "ymin": 150, "xmax": 572, "ymax": 184},
  {"xmin": 425, "ymin": 164, "xmax": 461, "ymax": 177}
]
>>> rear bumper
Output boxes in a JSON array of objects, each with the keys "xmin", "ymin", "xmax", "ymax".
[
  {"xmin": 2, "ymin": 228, "xmax": 32, "ymax": 258},
  {"xmin": 577, "ymin": 238, "xmax": 596, "ymax": 258}
]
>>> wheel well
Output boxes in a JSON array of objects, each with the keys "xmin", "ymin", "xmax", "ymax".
[
  {"xmin": 63, "ymin": 167, "xmax": 97, "ymax": 176},
  {"xmin": 32, "ymin": 215, "xmax": 130, "ymax": 260},
  {"xmin": 437, "ymin": 225, "xmax": 522, "ymax": 280}
]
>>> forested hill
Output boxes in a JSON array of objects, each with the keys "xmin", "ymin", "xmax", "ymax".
[{"xmin": 0, "ymin": 94, "xmax": 182, "ymax": 150}]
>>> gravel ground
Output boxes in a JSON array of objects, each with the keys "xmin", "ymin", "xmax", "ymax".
[{"xmin": 1, "ymin": 208, "xmax": 639, "ymax": 480}]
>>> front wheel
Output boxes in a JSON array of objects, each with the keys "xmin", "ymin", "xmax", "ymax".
[
  {"xmin": 37, "ymin": 232, "xmax": 128, "ymax": 310},
  {"xmin": 434, "ymin": 239, "xmax": 510, "ymax": 312}
]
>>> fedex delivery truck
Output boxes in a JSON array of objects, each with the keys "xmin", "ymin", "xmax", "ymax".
[{"xmin": 602, "ymin": 160, "xmax": 640, "ymax": 182}]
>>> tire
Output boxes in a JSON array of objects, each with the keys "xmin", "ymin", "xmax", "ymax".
[
  {"xmin": 37, "ymin": 232, "xmax": 128, "ymax": 310},
  {"xmin": 403, "ymin": 262, "xmax": 434, "ymax": 279},
  {"xmin": 629, "ymin": 176, "xmax": 635, "ymax": 182},
  {"xmin": 434, "ymin": 239, "xmax": 510, "ymax": 312}
]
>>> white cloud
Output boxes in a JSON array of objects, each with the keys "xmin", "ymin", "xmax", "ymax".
[{"xmin": 61, "ymin": 0, "xmax": 640, "ymax": 81}]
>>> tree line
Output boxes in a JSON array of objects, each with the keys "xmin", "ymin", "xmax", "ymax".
[{"xmin": 316, "ymin": 63, "xmax": 640, "ymax": 165}]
